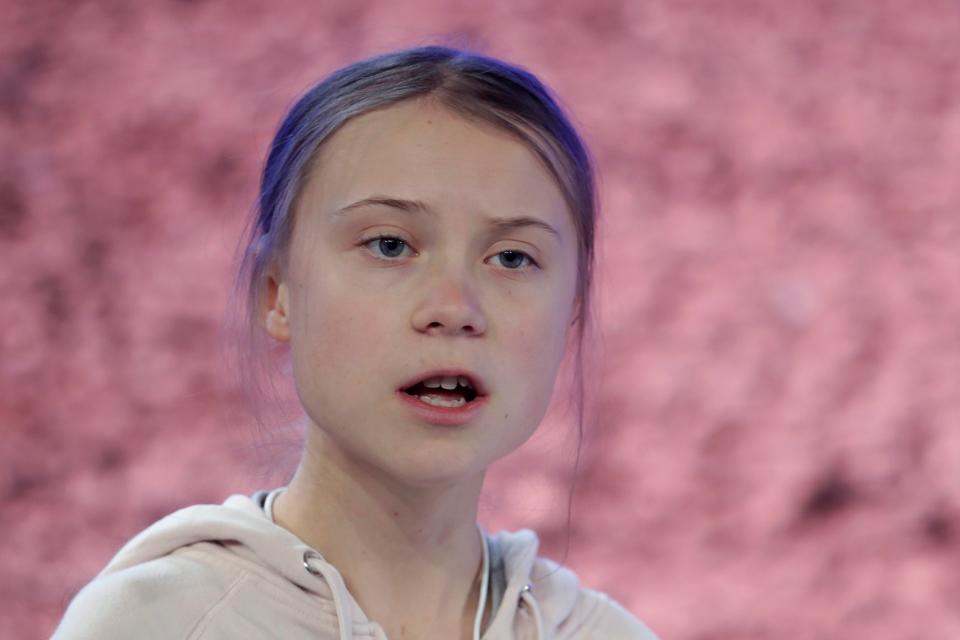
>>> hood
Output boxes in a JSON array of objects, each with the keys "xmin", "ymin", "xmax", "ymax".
[{"xmin": 96, "ymin": 492, "xmax": 581, "ymax": 639}]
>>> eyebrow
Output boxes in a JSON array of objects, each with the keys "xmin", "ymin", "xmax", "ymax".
[{"xmin": 333, "ymin": 196, "xmax": 562, "ymax": 241}]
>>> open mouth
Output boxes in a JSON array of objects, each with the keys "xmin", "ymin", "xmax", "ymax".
[{"xmin": 403, "ymin": 376, "xmax": 479, "ymax": 407}]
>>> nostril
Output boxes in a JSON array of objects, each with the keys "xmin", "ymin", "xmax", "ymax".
[{"xmin": 425, "ymin": 322, "xmax": 478, "ymax": 334}]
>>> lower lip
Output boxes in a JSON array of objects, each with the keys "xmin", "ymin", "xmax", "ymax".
[{"xmin": 396, "ymin": 390, "xmax": 489, "ymax": 426}]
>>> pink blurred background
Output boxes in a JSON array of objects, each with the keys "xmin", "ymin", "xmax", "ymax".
[{"xmin": 4, "ymin": 1, "xmax": 960, "ymax": 638}]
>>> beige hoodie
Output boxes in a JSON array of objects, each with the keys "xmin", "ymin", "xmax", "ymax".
[{"xmin": 53, "ymin": 489, "xmax": 659, "ymax": 639}]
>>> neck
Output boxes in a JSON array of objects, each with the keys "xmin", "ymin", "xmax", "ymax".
[{"xmin": 272, "ymin": 425, "xmax": 488, "ymax": 638}]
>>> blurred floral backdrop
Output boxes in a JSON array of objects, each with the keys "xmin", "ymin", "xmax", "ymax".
[{"xmin": 3, "ymin": 1, "xmax": 960, "ymax": 638}]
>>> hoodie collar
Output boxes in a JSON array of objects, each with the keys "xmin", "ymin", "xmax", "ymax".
[{"xmin": 98, "ymin": 491, "xmax": 563, "ymax": 638}]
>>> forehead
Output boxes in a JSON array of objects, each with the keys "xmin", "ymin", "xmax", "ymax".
[{"xmin": 301, "ymin": 99, "xmax": 572, "ymax": 228}]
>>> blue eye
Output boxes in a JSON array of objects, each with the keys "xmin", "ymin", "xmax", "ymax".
[
  {"xmin": 362, "ymin": 235, "xmax": 411, "ymax": 260},
  {"xmin": 495, "ymin": 250, "xmax": 536, "ymax": 270},
  {"xmin": 359, "ymin": 235, "xmax": 539, "ymax": 271}
]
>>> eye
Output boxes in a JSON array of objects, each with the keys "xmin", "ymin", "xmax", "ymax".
[
  {"xmin": 358, "ymin": 234, "xmax": 540, "ymax": 271},
  {"xmin": 360, "ymin": 235, "xmax": 415, "ymax": 261},
  {"xmin": 492, "ymin": 250, "xmax": 538, "ymax": 271}
]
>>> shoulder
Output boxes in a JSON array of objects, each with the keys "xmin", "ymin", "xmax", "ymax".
[
  {"xmin": 564, "ymin": 587, "xmax": 660, "ymax": 639},
  {"xmin": 53, "ymin": 542, "xmax": 246, "ymax": 640},
  {"xmin": 489, "ymin": 530, "xmax": 659, "ymax": 639},
  {"xmin": 527, "ymin": 557, "xmax": 659, "ymax": 639}
]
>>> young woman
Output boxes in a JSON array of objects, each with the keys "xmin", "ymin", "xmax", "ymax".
[{"xmin": 53, "ymin": 45, "xmax": 659, "ymax": 640}]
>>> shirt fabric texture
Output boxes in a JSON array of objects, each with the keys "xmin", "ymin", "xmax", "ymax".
[{"xmin": 53, "ymin": 488, "xmax": 660, "ymax": 639}]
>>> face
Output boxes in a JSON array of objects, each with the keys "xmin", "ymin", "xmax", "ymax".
[{"xmin": 263, "ymin": 98, "xmax": 580, "ymax": 488}]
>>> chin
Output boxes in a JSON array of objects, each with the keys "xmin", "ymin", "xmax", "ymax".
[{"xmin": 377, "ymin": 446, "xmax": 492, "ymax": 489}]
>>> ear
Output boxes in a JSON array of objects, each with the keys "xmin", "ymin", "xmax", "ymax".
[{"xmin": 263, "ymin": 272, "xmax": 291, "ymax": 342}]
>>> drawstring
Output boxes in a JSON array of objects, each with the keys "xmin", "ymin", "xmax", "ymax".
[
  {"xmin": 473, "ymin": 525, "xmax": 490, "ymax": 639},
  {"xmin": 304, "ymin": 533, "xmax": 492, "ymax": 640},
  {"xmin": 268, "ymin": 490, "xmax": 353, "ymax": 638},
  {"xmin": 303, "ymin": 549, "xmax": 353, "ymax": 640},
  {"xmin": 273, "ymin": 492, "xmax": 497, "ymax": 640},
  {"xmin": 519, "ymin": 584, "xmax": 544, "ymax": 639}
]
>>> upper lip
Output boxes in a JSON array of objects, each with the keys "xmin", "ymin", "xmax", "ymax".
[{"xmin": 398, "ymin": 369, "xmax": 489, "ymax": 396}]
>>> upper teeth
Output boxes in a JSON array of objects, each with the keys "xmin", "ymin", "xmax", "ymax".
[{"xmin": 422, "ymin": 375, "xmax": 473, "ymax": 390}]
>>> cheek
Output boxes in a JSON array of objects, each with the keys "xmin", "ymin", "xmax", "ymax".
[
  {"xmin": 503, "ymin": 298, "xmax": 570, "ymax": 401},
  {"xmin": 287, "ymin": 271, "xmax": 388, "ymax": 394}
]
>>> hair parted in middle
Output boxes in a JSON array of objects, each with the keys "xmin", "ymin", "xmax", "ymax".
[{"xmin": 223, "ymin": 47, "xmax": 603, "ymax": 548}]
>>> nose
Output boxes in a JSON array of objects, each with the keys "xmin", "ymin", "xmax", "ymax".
[{"xmin": 411, "ymin": 269, "xmax": 487, "ymax": 337}]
